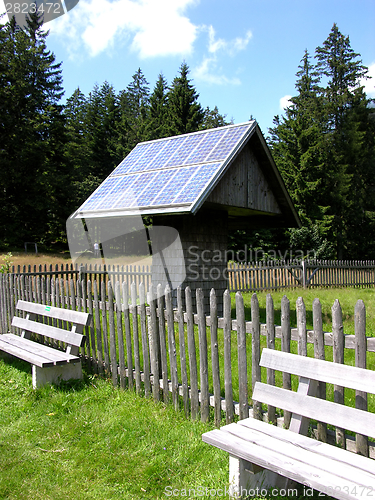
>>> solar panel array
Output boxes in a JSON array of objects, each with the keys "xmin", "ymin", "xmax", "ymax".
[{"xmin": 77, "ymin": 122, "xmax": 254, "ymax": 215}]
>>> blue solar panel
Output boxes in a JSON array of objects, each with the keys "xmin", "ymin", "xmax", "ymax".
[
  {"xmin": 172, "ymin": 163, "xmax": 221, "ymax": 204},
  {"xmin": 112, "ymin": 143, "xmax": 150, "ymax": 176},
  {"xmin": 206, "ymin": 124, "xmax": 249, "ymax": 162},
  {"xmin": 184, "ymin": 129, "xmax": 227, "ymax": 165},
  {"xmin": 164, "ymin": 134, "xmax": 204, "ymax": 168},
  {"xmin": 135, "ymin": 169, "xmax": 177, "ymax": 207},
  {"xmin": 79, "ymin": 177, "xmax": 122, "ymax": 211},
  {"xmin": 151, "ymin": 167, "xmax": 197, "ymax": 206},
  {"xmin": 76, "ymin": 122, "xmax": 255, "ymax": 215}
]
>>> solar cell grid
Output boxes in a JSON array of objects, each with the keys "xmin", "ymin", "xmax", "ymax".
[
  {"xmin": 184, "ymin": 129, "xmax": 227, "ymax": 165},
  {"xmin": 151, "ymin": 166, "xmax": 197, "ymax": 206},
  {"xmin": 97, "ymin": 176, "xmax": 138, "ymax": 210},
  {"xmin": 135, "ymin": 169, "xmax": 177, "ymax": 207},
  {"xmin": 164, "ymin": 134, "xmax": 204, "ymax": 168},
  {"xmin": 172, "ymin": 163, "xmax": 221, "ymax": 204},
  {"xmin": 112, "ymin": 142, "xmax": 151, "ymax": 176},
  {"xmin": 79, "ymin": 177, "xmax": 120, "ymax": 211},
  {"xmin": 112, "ymin": 172, "xmax": 156, "ymax": 208},
  {"xmin": 146, "ymin": 136, "xmax": 187, "ymax": 171},
  {"xmin": 206, "ymin": 124, "xmax": 249, "ymax": 162},
  {"xmin": 127, "ymin": 140, "xmax": 168, "ymax": 173}
]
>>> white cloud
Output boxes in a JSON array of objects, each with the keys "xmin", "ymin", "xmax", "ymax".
[
  {"xmin": 193, "ymin": 26, "xmax": 252, "ymax": 85},
  {"xmin": 361, "ymin": 62, "xmax": 375, "ymax": 98},
  {"xmin": 50, "ymin": 0, "xmax": 199, "ymax": 58},
  {"xmin": 280, "ymin": 95, "xmax": 293, "ymax": 110},
  {"xmin": 194, "ymin": 56, "xmax": 241, "ymax": 85}
]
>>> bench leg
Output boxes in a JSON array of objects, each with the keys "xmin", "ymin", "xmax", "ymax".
[
  {"xmin": 229, "ymin": 456, "xmax": 288, "ymax": 498},
  {"xmin": 32, "ymin": 362, "xmax": 83, "ymax": 389}
]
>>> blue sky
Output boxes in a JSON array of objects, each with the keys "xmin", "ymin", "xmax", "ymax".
[{"xmin": 2, "ymin": 0, "xmax": 375, "ymax": 135}]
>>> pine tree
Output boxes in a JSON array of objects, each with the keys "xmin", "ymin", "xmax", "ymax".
[
  {"xmin": 167, "ymin": 62, "xmax": 204, "ymax": 135},
  {"xmin": 200, "ymin": 105, "xmax": 231, "ymax": 130},
  {"xmin": 315, "ymin": 23, "xmax": 373, "ymax": 258},
  {"xmin": 0, "ymin": 11, "xmax": 68, "ymax": 248},
  {"xmin": 85, "ymin": 82, "xmax": 121, "ymax": 180},
  {"xmin": 269, "ymin": 50, "xmax": 334, "ymax": 258},
  {"xmin": 144, "ymin": 73, "xmax": 169, "ymax": 140}
]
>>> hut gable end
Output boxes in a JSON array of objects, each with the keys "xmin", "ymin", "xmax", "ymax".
[{"xmin": 206, "ymin": 144, "xmax": 281, "ymax": 215}]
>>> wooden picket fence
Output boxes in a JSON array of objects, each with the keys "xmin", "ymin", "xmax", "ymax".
[
  {"xmin": 228, "ymin": 259, "xmax": 375, "ymax": 291},
  {"xmin": 1, "ymin": 272, "xmax": 375, "ymax": 457},
  {"xmin": 10, "ymin": 259, "xmax": 375, "ymax": 294}
]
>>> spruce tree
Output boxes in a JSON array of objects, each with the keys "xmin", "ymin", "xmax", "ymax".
[
  {"xmin": 315, "ymin": 23, "xmax": 373, "ymax": 258},
  {"xmin": 167, "ymin": 62, "xmax": 204, "ymax": 135},
  {"xmin": 144, "ymin": 73, "xmax": 169, "ymax": 140},
  {"xmin": 0, "ymin": 11, "xmax": 68, "ymax": 248}
]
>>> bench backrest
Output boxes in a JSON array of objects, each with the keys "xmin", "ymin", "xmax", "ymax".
[
  {"xmin": 253, "ymin": 348, "xmax": 375, "ymax": 440},
  {"xmin": 11, "ymin": 300, "xmax": 91, "ymax": 350}
]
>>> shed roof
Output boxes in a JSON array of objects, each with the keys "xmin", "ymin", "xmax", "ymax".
[{"xmin": 73, "ymin": 121, "xmax": 300, "ymax": 228}]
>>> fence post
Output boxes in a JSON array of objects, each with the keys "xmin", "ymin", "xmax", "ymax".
[
  {"xmin": 236, "ymin": 291, "xmax": 248, "ymax": 420},
  {"xmin": 177, "ymin": 286, "xmax": 189, "ymax": 417},
  {"xmin": 281, "ymin": 295, "xmax": 291, "ymax": 428},
  {"xmin": 210, "ymin": 288, "xmax": 221, "ymax": 427},
  {"xmin": 313, "ymin": 298, "xmax": 327, "ymax": 443},
  {"xmin": 251, "ymin": 293, "xmax": 262, "ymax": 421},
  {"xmin": 266, "ymin": 294, "xmax": 276, "ymax": 425},
  {"xmin": 332, "ymin": 299, "xmax": 345, "ymax": 448},
  {"xmin": 186, "ymin": 286, "xmax": 199, "ymax": 420},
  {"xmin": 223, "ymin": 289, "xmax": 234, "ymax": 424},
  {"xmin": 355, "ymin": 299, "xmax": 368, "ymax": 457},
  {"xmin": 302, "ymin": 259, "xmax": 307, "ymax": 289}
]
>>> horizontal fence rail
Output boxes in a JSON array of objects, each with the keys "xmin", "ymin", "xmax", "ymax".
[{"xmin": 1, "ymin": 272, "xmax": 375, "ymax": 459}]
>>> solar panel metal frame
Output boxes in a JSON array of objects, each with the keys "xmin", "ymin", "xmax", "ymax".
[{"xmin": 72, "ymin": 121, "xmax": 257, "ymax": 219}]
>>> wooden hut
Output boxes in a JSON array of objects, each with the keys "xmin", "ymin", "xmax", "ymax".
[{"xmin": 72, "ymin": 121, "xmax": 300, "ymax": 315}]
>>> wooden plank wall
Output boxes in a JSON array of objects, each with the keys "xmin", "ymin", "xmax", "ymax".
[{"xmin": 1, "ymin": 273, "xmax": 375, "ymax": 457}]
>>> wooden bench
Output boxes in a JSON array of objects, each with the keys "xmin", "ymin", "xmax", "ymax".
[
  {"xmin": 202, "ymin": 348, "xmax": 375, "ymax": 500},
  {"xmin": 0, "ymin": 300, "xmax": 90, "ymax": 388}
]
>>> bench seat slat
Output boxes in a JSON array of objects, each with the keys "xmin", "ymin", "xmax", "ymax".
[
  {"xmin": 12, "ymin": 316, "xmax": 85, "ymax": 347},
  {"xmin": 222, "ymin": 421, "xmax": 375, "ymax": 486},
  {"xmin": 238, "ymin": 416, "xmax": 375, "ymax": 476},
  {"xmin": 260, "ymin": 348, "xmax": 375, "ymax": 394},
  {"xmin": 0, "ymin": 336, "xmax": 55, "ymax": 368},
  {"xmin": 253, "ymin": 382, "xmax": 375, "ymax": 440},
  {"xmin": 0, "ymin": 334, "xmax": 79, "ymax": 364},
  {"xmin": 202, "ymin": 428, "xmax": 370, "ymax": 500},
  {"xmin": 16, "ymin": 300, "xmax": 90, "ymax": 326}
]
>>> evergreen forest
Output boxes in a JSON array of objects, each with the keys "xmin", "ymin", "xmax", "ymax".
[{"xmin": 1, "ymin": 13, "xmax": 374, "ymax": 260}]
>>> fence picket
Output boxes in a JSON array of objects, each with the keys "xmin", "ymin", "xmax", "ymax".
[
  {"xmin": 236, "ymin": 291, "xmax": 248, "ymax": 420},
  {"xmin": 186, "ymin": 287, "xmax": 199, "ymax": 420},
  {"xmin": 148, "ymin": 284, "xmax": 160, "ymax": 402},
  {"xmin": 177, "ymin": 286, "xmax": 189, "ymax": 418},
  {"xmin": 115, "ymin": 281, "xmax": 126, "ymax": 390},
  {"xmin": 166, "ymin": 285, "xmax": 178, "ymax": 411},
  {"xmin": 355, "ymin": 299, "xmax": 368, "ymax": 457},
  {"xmin": 251, "ymin": 293, "xmax": 262, "ymax": 420},
  {"xmin": 266, "ymin": 293, "xmax": 276, "ymax": 425},
  {"xmin": 281, "ymin": 295, "xmax": 291, "ymax": 428},
  {"xmin": 223, "ymin": 289, "xmax": 234, "ymax": 424},
  {"xmin": 210, "ymin": 288, "xmax": 221, "ymax": 427},
  {"xmin": 197, "ymin": 288, "xmax": 209, "ymax": 423},
  {"xmin": 313, "ymin": 298, "xmax": 328, "ymax": 443},
  {"xmin": 131, "ymin": 282, "xmax": 141, "ymax": 394},
  {"xmin": 139, "ymin": 282, "xmax": 151, "ymax": 397},
  {"xmin": 332, "ymin": 299, "xmax": 345, "ymax": 448}
]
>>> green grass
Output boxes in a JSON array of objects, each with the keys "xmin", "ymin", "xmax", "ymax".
[
  {"xmin": 236, "ymin": 287, "xmax": 375, "ymax": 335},
  {"xmin": 0, "ymin": 358, "xmax": 229, "ymax": 500}
]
